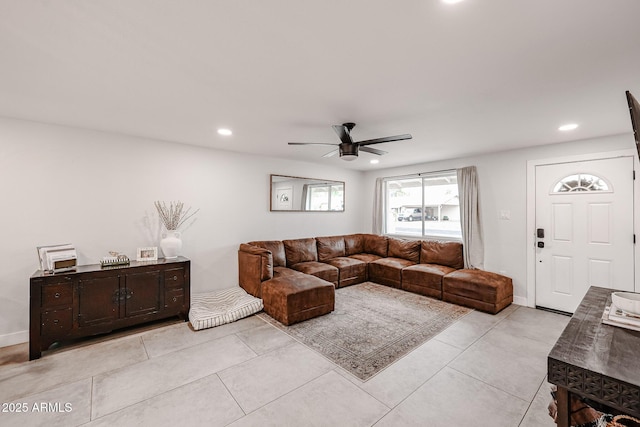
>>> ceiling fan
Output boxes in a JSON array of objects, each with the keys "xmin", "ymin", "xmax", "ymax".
[{"xmin": 288, "ymin": 122, "xmax": 412, "ymax": 161}]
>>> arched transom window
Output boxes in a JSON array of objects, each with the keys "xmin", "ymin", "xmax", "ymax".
[{"xmin": 552, "ymin": 173, "xmax": 610, "ymax": 193}]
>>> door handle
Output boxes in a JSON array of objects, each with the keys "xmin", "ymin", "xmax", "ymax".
[{"xmin": 537, "ymin": 241, "xmax": 544, "ymax": 248}]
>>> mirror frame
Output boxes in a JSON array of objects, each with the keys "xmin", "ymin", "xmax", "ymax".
[{"xmin": 270, "ymin": 174, "xmax": 345, "ymax": 212}]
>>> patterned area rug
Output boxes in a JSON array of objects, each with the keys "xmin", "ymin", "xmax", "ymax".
[{"xmin": 258, "ymin": 282, "xmax": 472, "ymax": 381}]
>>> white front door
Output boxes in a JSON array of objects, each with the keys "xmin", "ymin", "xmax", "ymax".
[{"xmin": 535, "ymin": 157, "xmax": 634, "ymax": 313}]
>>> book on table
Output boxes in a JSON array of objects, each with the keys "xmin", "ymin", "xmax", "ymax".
[{"xmin": 602, "ymin": 298, "xmax": 640, "ymax": 332}]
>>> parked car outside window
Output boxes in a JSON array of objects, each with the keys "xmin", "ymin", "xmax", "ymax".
[{"xmin": 398, "ymin": 208, "xmax": 422, "ymax": 221}]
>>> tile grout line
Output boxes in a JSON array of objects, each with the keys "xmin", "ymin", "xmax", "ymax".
[
  {"xmin": 369, "ymin": 360, "xmax": 455, "ymax": 426},
  {"xmin": 140, "ymin": 336, "xmax": 150, "ymax": 360},
  {"xmin": 92, "ymin": 370, "xmax": 232, "ymax": 423},
  {"xmin": 89, "ymin": 376, "xmax": 95, "ymax": 423},
  {"xmin": 517, "ymin": 375, "xmax": 550, "ymax": 427},
  {"xmin": 331, "ymin": 367, "xmax": 393, "ymax": 412},
  {"xmin": 88, "ymin": 330, "xmax": 263, "ymax": 421},
  {"xmin": 140, "ymin": 320, "xmax": 262, "ymax": 359},
  {"xmin": 217, "ymin": 372, "xmax": 248, "ymax": 423},
  {"xmin": 447, "ymin": 364, "xmax": 541, "ymax": 405}
]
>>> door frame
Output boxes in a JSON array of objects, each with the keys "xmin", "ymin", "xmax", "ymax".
[{"xmin": 525, "ymin": 149, "xmax": 638, "ymax": 308}]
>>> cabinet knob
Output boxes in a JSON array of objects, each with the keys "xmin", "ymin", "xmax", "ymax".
[
  {"xmin": 54, "ymin": 292, "xmax": 61, "ymax": 298},
  {"xmin": 173, "ymin": 297, "xmax": 177, "ymax": 302},
  {"xmin": 173, "ymin": 275, "xmax": 178, "ymax": 281}
]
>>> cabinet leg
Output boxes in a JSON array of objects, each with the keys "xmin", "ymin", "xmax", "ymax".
[{"xmin": 29, "ymin": 343, "xmax": 41, "ymax": 361}]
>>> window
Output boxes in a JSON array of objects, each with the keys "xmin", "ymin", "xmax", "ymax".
[
  {"xmin": 384, "ymin": 170, "xmax": 461, "ymax": 239},
  {"xmin": 306, "ymin": 184, "xmax": 344, "ymax": 211},
  {"xmin": 552, "ymin": 174, "xmax": 610, "ymax": 193}
]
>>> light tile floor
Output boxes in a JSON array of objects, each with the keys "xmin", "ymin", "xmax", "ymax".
[{"xmin": 0, "ymin": 303, "xmax": 570, "ymax": 427}]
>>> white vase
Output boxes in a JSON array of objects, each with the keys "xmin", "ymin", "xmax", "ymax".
[{"xmin": 160, "ymin": 230, "xmax": 182, "ymax": 259}]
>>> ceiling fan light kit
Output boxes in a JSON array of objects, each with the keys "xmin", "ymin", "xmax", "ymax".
[
  {"xmin": 289, "ymin": 122, "xmax": 412, "ymax": 161},
  {"xmin": 339, "ymin": 142, "xmax": 358, "ymax": 160}
]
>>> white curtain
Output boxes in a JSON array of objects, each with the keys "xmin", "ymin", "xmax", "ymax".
[
  {"xmin": 372, "ymin": 177, "xmax": 384, "ymax": 235},
  {"xmin": 457, "ymin": 166, "xmax": 484, "ymax": 269},
  {"xmin": 301, "ymin": 184, "xmax": 309, "ymax": 210}
]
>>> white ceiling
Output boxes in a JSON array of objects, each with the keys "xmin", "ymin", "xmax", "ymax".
[{"xmin": 1, "ymin": 1, "xmax": 640, "ymax": 171}]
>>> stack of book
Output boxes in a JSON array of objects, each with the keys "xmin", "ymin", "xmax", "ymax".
[
  {"xmin": 37, "ymin": 243, "xmax": 77, "ymax": 272},
  {"xmin": 602, "ymin": 300, "xmax": 640, "ymax": 332}
]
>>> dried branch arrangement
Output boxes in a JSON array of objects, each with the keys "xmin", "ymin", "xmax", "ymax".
[{"xmin": 154, "ymin": 201, "xmax": 199, "ymax": 231}]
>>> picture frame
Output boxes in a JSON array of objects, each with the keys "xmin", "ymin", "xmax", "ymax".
[{"xmin": 136, "ymin": 246, "xmax": 158, "ymax": 262}]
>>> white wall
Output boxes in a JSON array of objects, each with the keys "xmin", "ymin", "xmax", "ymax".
[
  {"xmin": 3, "ymin": 116, "xmax": 636, "ymax": 346},
  {"xmin": 0, "ymin": 117, "xmax": 367, "ymax": 346},
  {"xmin": 362, "ymin": 133, "xmax": 638, "ymax": 305}
]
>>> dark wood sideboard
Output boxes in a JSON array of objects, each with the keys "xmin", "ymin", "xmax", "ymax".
[
  {"xmin": 29, "ymin": 257, "xmax": 190, "ymax": 360},
  {"xmin": 548, "ymin": 286, "xmax": 640, "ymax": 426}
]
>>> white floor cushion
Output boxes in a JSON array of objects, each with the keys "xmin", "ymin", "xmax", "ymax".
[{"xmin": 189, "ymin": 287, "xmax": 263, "ymax": 330}]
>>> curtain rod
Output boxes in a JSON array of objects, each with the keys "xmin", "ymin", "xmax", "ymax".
[{"xmin": 382, "ymin": 167, "xmax": 460, "ymax": 181}]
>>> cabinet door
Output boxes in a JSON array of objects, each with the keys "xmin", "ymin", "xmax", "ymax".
[
  {"xmin": 78, "ymin": 276, "xmax": 120, "ymax": 327},
  {"xmin": 124, "ymin": 270, "xmax": 161, "ymax": 318},
  {"xmin": 41, "ymin": 307, "xmax": 73, "ymax": 337}
]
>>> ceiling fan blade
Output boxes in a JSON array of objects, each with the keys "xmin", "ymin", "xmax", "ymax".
[
  {"xmin": 322, "ymin": 149, "xmax": 340, "ymax": 158},
  {"xmin": 288, "ymin": 142, "xmax": 338, "ymax": 146},
  {"xmin": 332, "ymin": 125, "xmax": 353, "ymax": 145},
  {"xmin": 356, "ymin": 134, "xmax": 412, "ymax": 146},
  {"xmin": 360, "ymin": 146, "xmax": 387, "ymax": 156}
]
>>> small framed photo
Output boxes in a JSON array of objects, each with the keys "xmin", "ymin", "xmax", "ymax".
[{"xmin": 136, "ymin": 247, "xmax": 158, "ymax": 262}]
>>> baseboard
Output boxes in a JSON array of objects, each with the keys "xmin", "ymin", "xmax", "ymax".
[
  {"xmin": 513, "ymin": 295, "xmax": 529, "ymax": 307},
  {"xmin": 0, "ymin": 330, "xmax": 28, "ymax": 348}
]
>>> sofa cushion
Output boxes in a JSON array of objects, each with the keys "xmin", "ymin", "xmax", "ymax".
[
  {"xmin": 369, "ymin": 257, "xmax": 416, "ymax": 288},
  {"xmin": 388, "ymin": 238, "xmax": 421, "ymax": 263},
  {"xmin": 248, "ymin": 240, "xmax": 287, "ymax": 267},
  {"xmin": 323, "ymin": 257, "xmax": 367, "ymax": 287},
  {"xmin": 344, "ymin": 234, "xmax": 365, "ymax": 256},
  {"xmin": 402, "ymin": 263, "xmax": 457, "ymax": 299},
  {"xmin": 283, "ymin": 238, "xmax": 318, "ymax": 266},
  {"xmin": 349, "ymin": 253, "xmax": 383, "ymax": 263},
  {"xmin": 363, "ymin": 234, "xmax": 388, "ymax": 257},
  {"xmin": 316, "ymin": 235, "xmax": 346, "ymax": 261},
  {"xmin": 291, "ymin": 261, "xmax": 339, "ymax": 285},
  {"xmin": 420, "ymin": 240, "xmax": 464, "ymax": 269},
  {"xmin": 273, "ymin": 266, "xmax": 306, "ymax": 278}
]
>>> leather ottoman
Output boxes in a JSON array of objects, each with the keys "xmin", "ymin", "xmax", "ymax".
[
  {"xmin": 261, "ymin": 275, "xmax": 335, "ymax": 326},
  {"xmin": 443, "ymin": 269, "xmax": 513, "ymax": 314}
]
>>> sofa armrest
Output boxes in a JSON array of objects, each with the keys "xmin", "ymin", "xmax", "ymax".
[{"xmin": 238, "ymin": 243, "xmax": 274, "ymax": 298}]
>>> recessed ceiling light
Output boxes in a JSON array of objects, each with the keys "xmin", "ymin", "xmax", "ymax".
[
  {"xmin": 370, "ymin": 159, "xmax": 380, "ymax": 164},
  {"xmin": 442, "ymin": 0, "xmax": 464, "ymax": 4},
  {"xmin": 558, "ymin": 123, "xmax": 579, "ymax": 131},
  {"xmin": 217, "ymin": 128, "xmax": 232, "ymax": 136}
]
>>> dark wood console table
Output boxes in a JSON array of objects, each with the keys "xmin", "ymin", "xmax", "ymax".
[
  {"xmin": 29, "ymin": 257, "xmax": 190, "ymax": 360},
  {"xmin": 548, "ymin": 286, "xmax": 640, "ymax": 427}
]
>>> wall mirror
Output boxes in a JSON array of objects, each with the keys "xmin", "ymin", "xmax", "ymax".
[{"xmin": 270, "ymin": 174, "xmax": 345, "ymax": 212}]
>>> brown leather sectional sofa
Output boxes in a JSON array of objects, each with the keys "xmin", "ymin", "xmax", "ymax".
[{"xmin": 238, "ymin": 233, "xmax": 512, "ymax": 325}]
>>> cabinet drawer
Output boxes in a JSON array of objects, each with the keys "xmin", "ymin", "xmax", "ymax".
[
  {"xmin": 41, "ymin": 283, "xmax": 73, "ymax": 308},
  {"xmin": 41, "ymin": 308, "xmax": 73, "ymax": 336},
  {"xmin": 165, "ymin": 287, "xmax": 184, "ymax": 310},
  {"xmin": 164, "ymin": 268, "xmax": 184, "ymax": 287}
]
